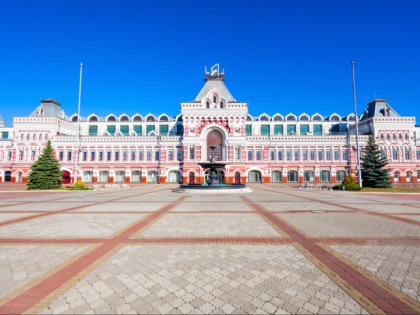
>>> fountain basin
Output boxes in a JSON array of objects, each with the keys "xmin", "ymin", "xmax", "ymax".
[{"xmin": 179, "ymin": 183, "xmax": 251, "ymax": 193}]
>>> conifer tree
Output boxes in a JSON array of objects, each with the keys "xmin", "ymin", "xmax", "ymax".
[
  {"xmin": 361, "ymin": 135, "xmax": 391, "ymax": 188},
  {"xmin": 27, "ymin": 140, "xmax": 62, "ymax": 190}
]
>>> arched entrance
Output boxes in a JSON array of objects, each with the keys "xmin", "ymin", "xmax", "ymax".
[
  {"xmin": 16, "ymin": 172, "xmax": 23, "ymax": 183},
  {"xmin": 148, "ymin": 171, "xmax": 158, "ymax": 183},
  {"xmin": 272, "ymin": 170, "xmax": 282, "ymax": 182},
  {"xmin": 304, "ymin": 170, "xmax": 314, "ymax": 182},
  {"xmin": 188, "ymin": 172, "xmax": 195, "ymax": 184},
  {"xmin": 115, "ymin": 171, "xmax": 125, "ymax": 183},
  {"xmin": 83, "ymin": 171, "xmax": 93, "ymax": 183},
  {"xmin": 99, "ymin": 171, "xmax": 109, "ymax": 183},
  {"xmin": 131, "ymin": 170, "xmax": 142, "ymax": 183},
  {"xmin": 62, "ymin": 171, "xmax": 71, "ymax": 184},
  {"xmin": 248, "ymin": 170, "xmax": 261, "ymax": 183},
  {"xmin": 234, "ymin": 172, "xmax": 241, "ymax": 184},
  {"xmin": 207, "ymin": 130, "xmax": 224, "ymax": 161},
  {"xmin": 168, "ymin": 170, "xmax": 181, "ymax": 183}
]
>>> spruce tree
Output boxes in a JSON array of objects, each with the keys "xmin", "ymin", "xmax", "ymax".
[
  {"xmin": 361, "ymin": 135, "xmax": 391, "ymax": 188},
  {"xmin": 27, "ymin": 140, "xmax": 62, "ymax": 190}
]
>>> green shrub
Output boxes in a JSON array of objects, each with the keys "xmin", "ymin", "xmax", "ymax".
[
  {"xmin": 333, "ymin": 175, "xmax": 362, "ymax": 191},
  {"xmin": 73, "ymin": 180, "xmax": 87, "ymax": 190},
  {"xmin": 342, "ymin": 174, "xmax": 357, "ymax": 187}
]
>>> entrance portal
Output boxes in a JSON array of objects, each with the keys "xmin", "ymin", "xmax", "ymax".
[{"xmin": 62, "ymin": 171, "xmax": 71, "ymax": 184}]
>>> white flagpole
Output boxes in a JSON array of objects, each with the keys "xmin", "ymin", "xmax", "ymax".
[
  {"xmin": 74, "ymin": 62, "xmax": 83, "ymax": 183},
  {"xmin": 351, "ymin": 61, "xmax": 362, "ymax": 188}
]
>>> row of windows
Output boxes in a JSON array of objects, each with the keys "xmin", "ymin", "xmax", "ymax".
[
  {"xmin": 87, "ymin": 124, "xmax": 183, "ymax": 136},
  {"xmin": 250, "ymin": 170, "xmax": 344, "ymax": 182},
  {"xmin": 381, "ymin": 148, "xmax": 416, "ymax": 160},
  {"xmin": 379, "ymin": 133, "xmax": 410, "ymax": 142},
  {"xmin": 245, "ymin": 124, "xmax": 344, "ymax": 136},
  {"xmin": 247, "ymin": 150, "xmax": 348, "ymax": 162},
  {"xmin": 246, "ymin": 113, "xmax": 346, "ymax": 122},
  {"xmin": 20, "ymin": 133, "xmax": 49, "ymax": 141},
  {"xmin": 72, "ymin": 115, "xmax": 172, "ymax": 123},
  {"xmin": 58, "ymin": 150, "xmax": 183, "ymax": 162}
]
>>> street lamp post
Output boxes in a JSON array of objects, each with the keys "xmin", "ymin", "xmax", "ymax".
[
  {"xmin": 157, "ymin": 135, "xmax": 161, "ymax": 184},
  {"xmin": 74, "ymin": 62, "xmax": 83, "ymax": 183},
  {"xmin": 351, "ymin": 61, "xmax": 362, "ymax": 188}
]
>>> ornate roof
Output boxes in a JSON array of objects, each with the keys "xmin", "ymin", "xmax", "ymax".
[
  {"xmin": 29, "ymin": 99, "xmax": 65, "ymax": 119},
  {"xmin": 362, "ymin": 99, "xmax": 400, "ymax": 120},
  {"xmin": 193, "ymin": 77, "xmax": 236, "ymax": 103}
]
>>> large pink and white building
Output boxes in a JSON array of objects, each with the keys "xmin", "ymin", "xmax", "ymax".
[{"xmin": 1, "ymin": 68, "xmax": 419, "ymax": 185}]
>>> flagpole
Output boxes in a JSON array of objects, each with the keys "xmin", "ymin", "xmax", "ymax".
[
  {"xmin": 74, "ymin": 62, "xmax": 83, "ymax": 183},
  {"xmin": 351, "ymin": 61, "xmax": 362, "ymax": 188}
]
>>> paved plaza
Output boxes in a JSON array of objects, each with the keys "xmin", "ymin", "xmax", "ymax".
[{"xmin": 0, "ymin": 184, "xmax": 419, "ymax": 314}]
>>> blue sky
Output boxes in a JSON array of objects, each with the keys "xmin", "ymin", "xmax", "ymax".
[{"xmin": 1, "ymin": 0, "xmax": 419, "ymax": 125}]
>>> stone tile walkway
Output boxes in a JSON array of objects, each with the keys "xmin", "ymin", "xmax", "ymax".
[{"xmin": 0, "ymin": 184, "xmax": 419, "ymax": 314}]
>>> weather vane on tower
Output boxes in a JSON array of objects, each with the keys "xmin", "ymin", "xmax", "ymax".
[{"xmin": 205, "ymin": 64, "xmax": 224, "ymax": 79}]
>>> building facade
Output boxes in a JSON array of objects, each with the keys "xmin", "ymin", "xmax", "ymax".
[{"xmin": 1, "ymin": 68, "xmax": 419, "ymax": 185}]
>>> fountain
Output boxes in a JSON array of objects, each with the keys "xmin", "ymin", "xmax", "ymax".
[{"xmin": 180, "ymin": 145, "xmax": 248, "ymax": 192}]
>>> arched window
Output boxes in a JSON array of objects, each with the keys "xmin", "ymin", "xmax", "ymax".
[
  {"xmin": 260, "ymin": 115, "xmax": 269, "ymax": 121},
  {"xmin": 45, "ymin": 134, "xmax": 49, "ymax": 140},
  {"xmin": 71, "ymin": 116, "xmax": 78, "ymax": 122},
  {"xmin": 220, "ymin": 101, "xmax": 224, "ymax": 108},
  {"xmin": 300, "ymin": 115, "xmax": 309, "ymax": 121},
  {"xmin": 33, "ymin": 134, "xmax": 36, "ymax": 140},
  {"xmin": 160, "ymin": 116, "xmax": 169, "ymax": 122},
  {"xmin": 304, "ymin": 170, "xmax": 314, "ymax": 182},
  {"xmin": 133, "ymin": 115, "xmax": 142, "ymax": 122},
  {"xmin": 26, "ymin": 134, "xmax": 30, "ymax": 140},
  {"xmin": 399, "ymin": 134, "xmax": 402, "ymax": 141},
  {"xmin": 380, "ymin": 134, "xmax": 384, "ymax": 141},
  {"xmin": 89, "ymin": 116, "xmax": 98, "ymax": 122},
  {"xmin": 246, "ymin": 115, "xmax": 253, "ymax": 122},
  {"xmin": 115, "ymin": 171, "xmax": 125, "ymax": 183},
  {"xmin": 131, "ymin": 170, "xmax": 142, "ymax": 183},
  {"xmin": 393, "ymin": 134, "xmax": 397, "ymax": 141},
  {"xmin": 330, "ymin": 115, "xmax": 340, "ymax": 121},
  {"xmin": 99, "ymin": 171, "xmax": 109, "ymax": 183},
  {"xmin": 287, "ymin": 115, "xmax": 296, "ymax": 121},
  {"xmin": 272, "ymin": 170, "xmax": 282, "ymax": 182},
  {"xmin": 386, "ymin": 134, "xmax": 391, "ymax": 141},
  {"xmin": 39, "ymin": 134, "xmax": 43, "ymax": 141},
  {"xmin": 83, "ymin": 171, "xmax": 93, "ymax": 183},
  {"xmin": 16, "ymin": 171, "xmax": 23, "ymax": 183},
  {"xmin": 168, "ymin": 170, "xmax": 181, "ymax": 183},
  {"xmin": 148, "ymin": 170, "xmax": 158, "ymax": 183},
  {"xmin": 207, "ymin": 130, "xmax": 224, "ymax": 161},
  {"xmin": 20, "ymin": 134, "xmax": 24, "ymax": 140},
  {"xmin": 336, "ymin": 170, "xmax": 346, "ymax": 182},
  {"xmin": 146, "ymin": 116, "xmax": 155, "ymax": 122},
  {"xmin": 320, "ymin": 170, "xmax": 331, "ymax": 182},
  {"xmin": 405, "ymin": 134, "xmax": 409, "ymax": 141},
  {"xmin": 107, "ymin": 116, "xmax": 117, "ymax": 122},
  {"xmin": 313, "ymin": 115, "xmax": 322, "ymax": 121},
  {"xmin": 406, "ymin": 171, "xmax": 413, "ymax": 183},
  {"xmin": 213, "ymin": 96, "xmax": 217, "ymax": 104},
  {"xmin": 394, "ymin": 171, "xmax": 400, "ymax": 182},
  {"xmin": 273, "ymin": 115, "xmax": 283, "ymax": 121},
  {"xmin": 287, "ymin": 170, "xmax": 298, "ymax": 182}
]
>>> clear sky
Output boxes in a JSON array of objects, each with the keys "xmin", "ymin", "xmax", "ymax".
[{"xmin": 1, "ymin": 0, "xmax": 419, "ymax": 125}]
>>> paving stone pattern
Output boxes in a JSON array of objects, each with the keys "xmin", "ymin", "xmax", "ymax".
[{"xmin": 0, "ymin": 184, "xmax": 418, "ymax": 314}]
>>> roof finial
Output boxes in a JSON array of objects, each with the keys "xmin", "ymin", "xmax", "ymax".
[{"xmin": 205, "ymin": 63, "xmax": 224, "ymax": 80}]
